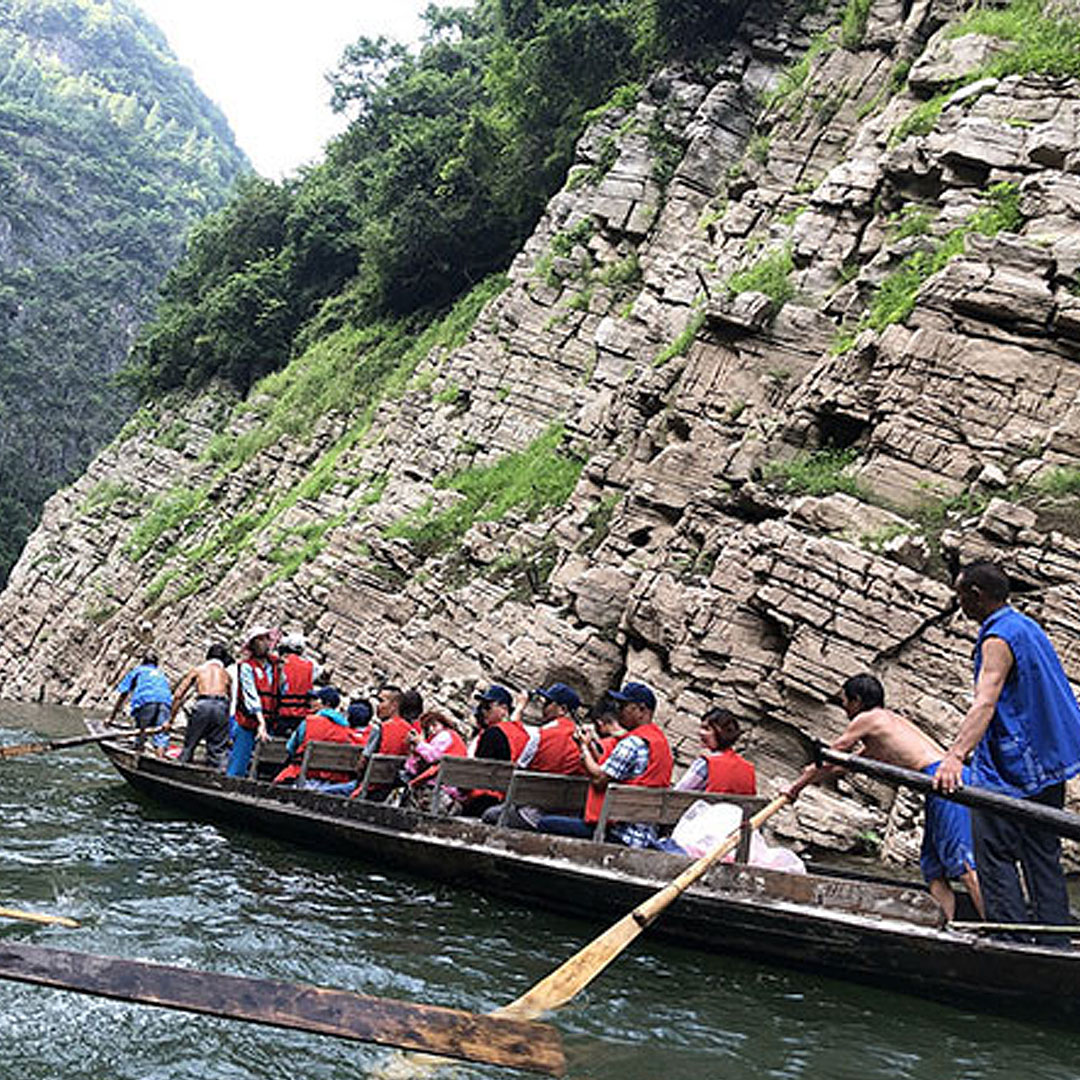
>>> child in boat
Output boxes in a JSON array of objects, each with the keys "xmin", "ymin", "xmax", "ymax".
[{"xmin": 787, "ymin": 673, "xmax": 985, "ymax": 922}]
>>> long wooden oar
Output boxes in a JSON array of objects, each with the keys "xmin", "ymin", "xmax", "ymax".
[
  {"xmin": 495, "ymin": 793, "xmax": 791, "ymax": 1021},
  {"xmin": 0, "ymin": 943, "xmax": 565, "ymax": 1076},
  {"xmin": 818, "ymin": 747, "xmax": 1080, "ymax": 840},
  {"xmin": 0, "ymin": 728, "xmax": 152, "ymax": 760},
  {"xmin": 0, "ymin": 907, "xmax": 80, "ymax": 928},
  {"xmin": 373, "ymin": 793, "xmax": 792, "ymax": 1079}
]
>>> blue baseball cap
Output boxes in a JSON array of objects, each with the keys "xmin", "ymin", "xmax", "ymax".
[
  {"xmin": 607, "ymin": 682, "xmax": 656, "ymax": 711},
  {"xmin": 476, "ymin": 685, "xmax": 513, "ymax": 709},
  {"xmin": 347, "ymin": 699, "xmax": 373, "ymax": 727},
  {"xmin": 315, "ymin": 686, "xmax": 342, "ymax": 708},
  {"xmin": 534, "ymin": 682, "xmax": 581, "ymax": 713}
]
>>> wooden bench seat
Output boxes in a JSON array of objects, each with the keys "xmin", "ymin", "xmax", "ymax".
[
  {"xmin": 431, "ymin": 758, "xmax": 515, "ymax": 815},
  {"xmin": 357, "ymin": 754, "xmax": 407, "ymax": 799},
  {"xmin": 594, "ymin": 786, "xmax": 769, "ymax": 860},
  {"xmin": 250, "ymin": 738, "xmax": 289, "ymax": 781},
  {"xmin": 495, "ymin": 770, "xmax": 590, "ymax": 826},
  {"xmin": 296, "ymin": 741, "xmax": 365, "ymax": 784}
]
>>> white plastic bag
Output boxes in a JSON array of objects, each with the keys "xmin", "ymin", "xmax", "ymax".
[{"xmin": 671, "ymin": 799, "xmax": 743, "ymax": 858}]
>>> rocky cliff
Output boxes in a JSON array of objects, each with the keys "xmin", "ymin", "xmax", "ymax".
[{"xmin": 4, "ymin": 0, "xmax": 1080, "ymax": 866}]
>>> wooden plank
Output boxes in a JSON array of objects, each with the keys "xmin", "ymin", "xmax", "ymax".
[
  {"xmin": 0, "ymin": 943, "xmax": 565, "ymax": 1076},
  {"xmin": 500, "ymin": 772, "xmax": 590, "ymax": 824},
  {"xmin": 250, "ymin": 738, "xmax": 289, "ymax": 780},
  {"xmin": 297, "ymin": 742, "xmax": 364, "ymax": 783},
  {"xmin": 358, "ymin": 754, "xmax": 407, "ymax": 799}
]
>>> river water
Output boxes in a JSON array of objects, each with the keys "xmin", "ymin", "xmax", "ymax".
[{"xmin": 1, "ymin": 701, "xmax": 1078, "ymax": 1079}]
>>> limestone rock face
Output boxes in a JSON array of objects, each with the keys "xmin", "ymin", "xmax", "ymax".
[{"xmin": 4, "ymin": 0, "xmax": 1080, "ymax": 871}]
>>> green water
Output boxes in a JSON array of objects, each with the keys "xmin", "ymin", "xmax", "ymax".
[{"xmin": 1, "ymin": 701, "xmax": 1078, "ymax": 1079}]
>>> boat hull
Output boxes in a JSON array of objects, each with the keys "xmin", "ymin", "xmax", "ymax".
[{"xmin": 97, "ymin": 738, "xmax": 1080, "ymax": 1023}]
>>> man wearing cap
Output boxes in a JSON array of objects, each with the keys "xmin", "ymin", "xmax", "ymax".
[
  {"xmin": 227, "ymin": 626, "xmax": 283, "ymax": 777},
  {"xmin": 538, "ymin": 681, "xmax": 673, "ymax": 847},
  {"xmin": 517, "ymin": 683, "xmax": 585, "ymax": 775},
  {"xmin": 461, "ymin": 684, "xmax": 529, "ymax": 817},
  {"xmin": 273, "ymin": 631, "xmax": 321, "ymax": 739},
  {"xmin": 273, "ymin": 687, "xmax": 361, "ymax": 786},
  {"xmin": 472, "ymin": 685, "xmax": 529, "ymax": 762}
]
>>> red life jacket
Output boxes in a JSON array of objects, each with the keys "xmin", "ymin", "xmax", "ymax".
[
  {"xmin": 585, "ymin": 722, "xmax": 673, "ymax": 824},
  {"xmin": 490, "ymin": 719, "xmax": 529, "ymax": 762},
  {"xmin": 277, "ymin": 654, "xmax": 315, "ymax": 719},
  {"xmin": 530, "ymin": 716, "xmax": 585, "ymax": 776},
  {"xmin": 273, "ymin": 711, "xmax": 361, "ymax": 784},
  {"xmin": 705, "ymin": 749, "xmax": 757, "ymax": 795},
  {"xmin": 372, "ymin": 716, "xmax": 412, "ymax": 757},
  {"xmin": 235, "ymin": 656, "xmax": 281, "ymax": 731}
]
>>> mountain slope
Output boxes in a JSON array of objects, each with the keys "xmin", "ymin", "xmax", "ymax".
[
  {"xmin": 3, "ymin": 0, "xmax": 1080, "ymax": 868},
  {"xmin": 0, "ymin": 0, "xmax": 248, "ymax": 581}
]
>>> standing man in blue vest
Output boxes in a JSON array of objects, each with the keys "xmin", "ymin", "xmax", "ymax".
[
  {"xmin": 936, "ymin": 560, "xmax": 1080, "ymax": 930},
  {"xmin": 110, "ymin": 651, "xmax": 172, "ymax": 755}
]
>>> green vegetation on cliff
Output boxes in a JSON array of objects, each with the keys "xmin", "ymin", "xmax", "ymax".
[
  {"xmin": 125, "ymin": 0, "xmax": 750, "ymax": 400},
  {"xmin": 0, "ymin": 0, "xmax": 247, "ymax": 583}
]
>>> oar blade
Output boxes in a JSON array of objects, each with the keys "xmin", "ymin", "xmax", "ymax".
[{"xmin": 0, "ymin": 944, "xmax": 565, "ymax": 1076}]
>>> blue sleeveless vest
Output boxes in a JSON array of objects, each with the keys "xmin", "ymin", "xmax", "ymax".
[{"xmin": 972, "ymin": 605, "xmax": 1080, "ymax": 796}]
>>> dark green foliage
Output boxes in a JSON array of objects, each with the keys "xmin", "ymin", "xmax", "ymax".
[
  {"xmin": 130, "ymin": 0, "xmax": 750, "ymax": 400},
  {"xmin": 0, "ymin": 0, "xmax": 247, "ymax": 584}
]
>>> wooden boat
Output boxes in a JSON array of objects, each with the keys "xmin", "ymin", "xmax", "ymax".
[{"xmin": 90, "ymin": 724, "xmax": 1080, "ymax": 1024}]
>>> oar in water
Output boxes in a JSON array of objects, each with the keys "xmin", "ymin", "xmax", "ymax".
[
  {"xmin": 817, "ymin": 747, "xmax": 1080, "ymax": 841},
  {"xmin": 373, "ymin": 793, "xmax": 793, "ymax": 1080},
  {"xmin": 0, "ymin": 907, "xmax": 80, "ymax": 928},
  {"xmin": 0, "ymin": 727, "xmax": 162, "ymax": 760},
  {"xmin": 495, "ymin": 792, "xmax": 791, "ymax": 1020},
  {"xmin": 0, "ymin": 942, "xmax": 566, "ymax": 1076}
]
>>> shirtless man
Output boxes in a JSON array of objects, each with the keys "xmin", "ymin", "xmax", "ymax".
[
  {"xmin": 788, "ymin": 673, "xmax": 984, "ymax": 921},
  {"xmin": 170, "ymin": 643, "xmax": 233, "ymax": 770}
]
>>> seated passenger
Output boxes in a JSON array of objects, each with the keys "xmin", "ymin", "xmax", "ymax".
[
  {"xmin": 537, "ymin": 681, "xmax": 673, "ymax": 848},
  {"xmin": 272, "ymin": 687, "xmax": 361, "ymax": 786},
  {"xmin": 361, "ymin": 685, "xmax": 413, "ymax": 756},
  {"xmin": 517, "ymin": 683, "xmax": 584, "ymax": 775},
  {"xmin": 483, "ymin": 682, "xmax": 585, "ymax": 828},
  {"xmin": 460, "ymin": 684, "xmax": 527, "ymax": 817},
  {"xmin": 675, "ymin": 706, "xmax": 757, "ymax": 795},
  {"xmin": 402, "ymin": 710, "xmax": 468, "ymax": 790}
]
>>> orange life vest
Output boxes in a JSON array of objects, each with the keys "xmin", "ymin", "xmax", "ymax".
[
  {"xmin": 530, "ymin": 716, "xmax": 585, "ymax": 776},
  {"xmin": 235, "ymin": 656, "xmax": 281, "ymax": 731},
  {"xmin": 585, "ymin": 722, "xmax": 673, "ymax": 824},
  {"xmin": 363, "ymin": 715, "xmax": 411, "ymax": 757},
  {"xmin": 705, "ymin": 748, "xmax": 757, "ymax": 794},
  {"xmin": 277, "ymin": 654, "xmax": 315, "ymax": 719},
  {"xmin": 272, "ymin": 711, "xmax": 361, "ymax": 784},
  {"xmin": 490, "ymin": 719, "xmax": 529, "ymax": 761}
]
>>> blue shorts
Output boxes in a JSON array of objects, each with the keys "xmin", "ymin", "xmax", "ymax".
[{"xmin": 920, "ymin": 761, "xmax": 977, "ymax": 882}]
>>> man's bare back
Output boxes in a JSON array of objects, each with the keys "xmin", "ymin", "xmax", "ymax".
[
  {"xmin": 191, "ymin": 658, "xmax": 230, "ymax": 697},
  {"xmin": 840, "ymin": 706, "xmax": 943, "ymax": 771}
]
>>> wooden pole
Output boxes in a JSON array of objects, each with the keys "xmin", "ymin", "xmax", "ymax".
[
  {"xmin": 818, "ymin": 747, "xmax": 1080, "ymax": 840},
  {"xmin": 0, "ymin": 727, "xmax": 155, "ymax": 760},
  {"xmin": 0, "ymin": 943, "xmax": 565, "ymax": 1076},
  {"xmin": 0, "ymin": 907, "xmax": 80, "ymax": 928}
]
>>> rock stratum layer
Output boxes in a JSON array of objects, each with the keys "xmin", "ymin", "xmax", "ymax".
[{"xmin": 4, "ymin": 0, "xmax": 1080, "ymax": 865}]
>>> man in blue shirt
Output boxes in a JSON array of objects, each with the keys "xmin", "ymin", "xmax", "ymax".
[
  {"xmin": 936, "ymin": 560, "xmax": 1080, "ymax": 930},
  {"xmin": 110, "ymin": 652, "xmax": 172, "ymax": 755}
]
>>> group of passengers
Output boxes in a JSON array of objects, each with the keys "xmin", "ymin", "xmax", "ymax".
[{"xmin": 111, "ymin": 624, "xmax": 758, "ymax": 851}]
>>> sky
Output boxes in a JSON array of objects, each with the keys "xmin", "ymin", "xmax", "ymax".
[{"xmin": 134, "ymin": 1, "xmax": 432, "ymax": 179}]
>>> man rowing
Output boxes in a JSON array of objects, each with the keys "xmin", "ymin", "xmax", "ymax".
[{"xmin": 789, "ymin": 673, "xmax": 984, "ymax": 922}]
